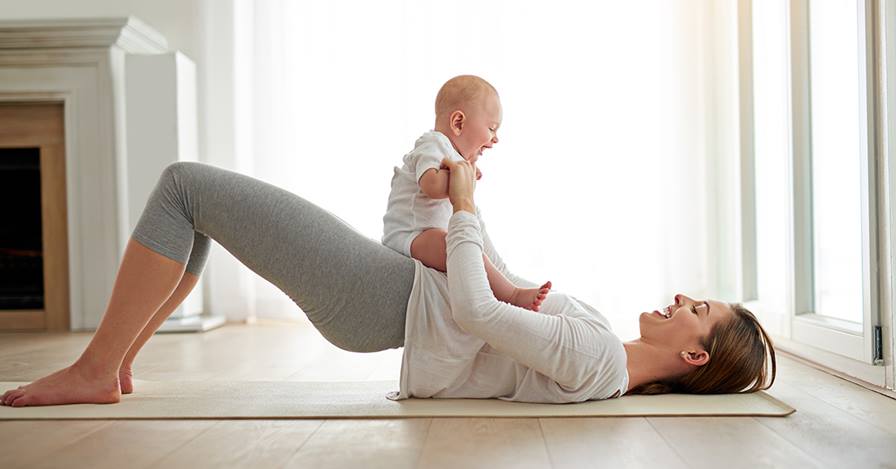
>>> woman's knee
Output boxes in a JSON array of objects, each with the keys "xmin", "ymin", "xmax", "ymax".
[{"xmin": 160, "ymin": 161, "xmax": 206, "ymax": 187}]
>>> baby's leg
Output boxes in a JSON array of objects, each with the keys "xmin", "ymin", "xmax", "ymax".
[
  {"xmin": 410, "ymin": 229, "xmax": 550, "ymax": 311},
  {"xmin": 483, "ymin": 256, "xmax": 551, "ymax": 312},
  {"xmin": 410, "ymin": 229, "xmax": 448, "ymax": 272}
]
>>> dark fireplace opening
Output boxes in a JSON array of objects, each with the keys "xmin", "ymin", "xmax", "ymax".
[{"xmin": 0, "ymin": 148, "xmax": 44, "ymax": 310}]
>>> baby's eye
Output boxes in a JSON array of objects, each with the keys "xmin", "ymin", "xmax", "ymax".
[{"xmin": 690, "ymin": 305, "xmax": 698, "ymax": 315}]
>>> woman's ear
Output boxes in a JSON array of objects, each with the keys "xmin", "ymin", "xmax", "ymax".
[
  {"xmin": 450, "ymin": 110, "xmax": 466, "ymax": 136},
  {"xmin": 681, "ymin": 350, "xmax": 710, "ymax": 367}
]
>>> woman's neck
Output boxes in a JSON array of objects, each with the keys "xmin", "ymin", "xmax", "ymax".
[{"xmin": 622, "ymin": 339, "xmax": 687, "ymax": 392}]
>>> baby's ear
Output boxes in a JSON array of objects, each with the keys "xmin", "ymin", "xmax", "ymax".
[{"xmin": 450, "ymin": 110, "xmax": 465, "ymax": 136}]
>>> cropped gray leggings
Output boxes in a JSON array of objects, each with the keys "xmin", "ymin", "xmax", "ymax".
[{"xmin": 132, "ymin": 161, "xmax": 415, "ymax": 352}]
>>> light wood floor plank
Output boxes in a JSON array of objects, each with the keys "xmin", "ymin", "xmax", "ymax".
[
  {"xmin": 416, "ymin": 418, "xmax": 552, "ymax": 469},
  {"xmin": 758, "ymin": 380, "xmax": 896, "ymax": 468},
  {"xmin": 0, "ymin": 334, "xmax": 91, "ymax": 380},
  {"xmin": 33, "ymin": 420, "xmax": 216, "ymax": 469},
  {"xmin": 126, "ymin": 323, "xmax": 314, "ymax": 382},
  {"xmin": 149, "ymin": 419, "xmax": 324, "ymax": 469},
  {"xmin": 539, "ymin": 417, "xmax": 689, "ymax": 469},
  {"xmin": 284, "ymin": 418, "xmax": 431, "ymax": 468},
  {"xmin": 648, "ymin": 416, "xmax": 821, "ymax": 469},
  {"xmin": 286, "ymin": 341, "xmax": 398, "ymax": 382},
  {"xmin": 0, "ymin": 420, "xmax": 110, "ymax": 468},
  {"xmin": 774, "ymin": 357, "xmax": 896, "ymax": 436}
]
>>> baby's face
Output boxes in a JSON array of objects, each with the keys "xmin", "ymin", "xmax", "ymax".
[{"xmin": 455, "ymin": 92, "xmax": 502, "ymax": 162}]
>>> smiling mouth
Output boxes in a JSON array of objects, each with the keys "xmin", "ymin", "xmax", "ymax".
[{"xmin": 653, "ymin": 307, "xmax": 672, "ymax": 319}]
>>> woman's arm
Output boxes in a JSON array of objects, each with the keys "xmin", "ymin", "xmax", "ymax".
[
  {"xmin": 446, "ymin": 211, "xmax": 600, "ymax": 390},
  {"xmin": 440, "ymin": 158, "xmax": 601, "ymax": 390}
]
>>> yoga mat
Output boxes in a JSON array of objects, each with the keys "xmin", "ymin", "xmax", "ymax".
[{"xmin": 0, "ymin": 380, "xmax": 794, "ymax": 419}]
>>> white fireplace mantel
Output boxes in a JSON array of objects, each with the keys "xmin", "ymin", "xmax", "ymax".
[
  {"xmin": 0, "ymin": 17, "xmax": 168, "ymax": 329},
  {"xmin": 0, "ymin": 17, "xmax": 168, "ymax": 51}
]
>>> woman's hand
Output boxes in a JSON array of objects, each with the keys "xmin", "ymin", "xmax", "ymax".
[{"xmin": 440, "ymin": 157, "xmax": 477, "ymax": 214}]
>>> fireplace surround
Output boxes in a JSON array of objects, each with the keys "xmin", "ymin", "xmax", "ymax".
[{"xmin": 0, "ymin": 18, "xmax": 218, "ymax": 331}]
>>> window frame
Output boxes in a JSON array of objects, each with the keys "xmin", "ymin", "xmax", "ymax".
[{"xmin": 737, "ymin": 0, "xmax": 889, "ymax": 384}]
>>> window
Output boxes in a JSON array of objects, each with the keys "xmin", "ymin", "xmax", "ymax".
[
  {"xmin": 807, "ymin": 0, "xmax": 865, "ymax": 323},
  {"xmin": 747, "ymin": 0, "xmax": 884, "ymax": 377}
]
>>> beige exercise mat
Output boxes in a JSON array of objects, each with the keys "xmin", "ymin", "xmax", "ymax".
[{"xmin": 0, "ymin": 380, "xmax": 794, "ymax": 419}]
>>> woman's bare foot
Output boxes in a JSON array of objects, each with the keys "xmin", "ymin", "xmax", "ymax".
[
  {"xmin": 0, "ymin": 364, "xmax": 121, "ymax": 407},
  {"xmin": 508, "ymin": 281, "xmax": 552, "ymax": 311},
  {"xmin": 119, "ymin": 367, "xmax": 134, "ymax": 394}
]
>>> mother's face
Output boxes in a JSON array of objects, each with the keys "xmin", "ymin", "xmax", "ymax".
[{"xmin": 638, "ymin": 294, "xmax": 734, "ymax": 365}]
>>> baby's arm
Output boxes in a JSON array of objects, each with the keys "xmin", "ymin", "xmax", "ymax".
[{"xmin": 419, "ymin": 168, "xmax": 450, "ymax": 199}]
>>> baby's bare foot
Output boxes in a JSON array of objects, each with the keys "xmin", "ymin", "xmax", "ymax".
[
  {"xmin": 509, "ymin": 281, "xmax": 552, "ymax": 311},
  {"xmin": 120, "ymin": 367, "xmax": 134, "ymax": 394},
  {"xmin": 0, "ymin": 364, "xmax": 121, "ymax": 407}
]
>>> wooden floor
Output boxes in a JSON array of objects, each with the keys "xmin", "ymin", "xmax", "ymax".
[{"xmin": 1, "ymin": 321, "xmax": 895, "ymax": 468}]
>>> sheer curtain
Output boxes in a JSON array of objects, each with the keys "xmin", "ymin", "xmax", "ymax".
[{"xmin": 238, "ymin": 0, "xmax": 721, "ymax": 339}]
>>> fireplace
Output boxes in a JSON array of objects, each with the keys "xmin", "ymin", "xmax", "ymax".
[
  {"xmin": 0, "ymin": 147, "xmax": 44, "ymax": 310},
  {"xmin": 0, "ymin": 103, "xmax": 69, "ymax": 331},
  {"xmin": 0, "ymin": 18, "xmax": 220, "ymax": 332}
]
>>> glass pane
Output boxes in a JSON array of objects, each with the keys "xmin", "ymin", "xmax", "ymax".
[
  {"xmin": 752, "ymin": 0, "xmax": 790, "ymax": 312},
  {"xmin": 808, "ymin": 0, "xmax": 864, "ymax": 323}
]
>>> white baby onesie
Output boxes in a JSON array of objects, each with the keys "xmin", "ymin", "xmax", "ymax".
[{"xmin": 382, "ymin": 130, "xmax": 465, "ymax": 256}]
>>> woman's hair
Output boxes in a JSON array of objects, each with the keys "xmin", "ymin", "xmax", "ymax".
[{"xmin": 627, "ymin": 303, "xmax": 776, "ymax": 395}]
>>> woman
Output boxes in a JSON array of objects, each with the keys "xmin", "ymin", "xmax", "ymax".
[{"xmin": 1, "ymin": 159, "xmax": 775, "ymax": 406}]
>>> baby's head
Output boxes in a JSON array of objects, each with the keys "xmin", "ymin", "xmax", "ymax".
[{"xmin": 434, "ymin": 75, "xmax": 502, "ymax": 162}]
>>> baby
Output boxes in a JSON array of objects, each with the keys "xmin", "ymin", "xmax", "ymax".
[{"xmin": 382, "ymin": 75, "xmax": 551, "ymax": 311}]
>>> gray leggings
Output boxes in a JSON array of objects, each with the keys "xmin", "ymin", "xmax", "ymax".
[{"xmin": 132, "ymin": 161, "xmax": 415, "ymax": 352}]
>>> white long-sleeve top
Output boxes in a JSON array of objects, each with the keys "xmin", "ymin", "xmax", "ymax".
[{"xmin": 387, "ymin": 209, "xmax": 629, "ymax": 403}]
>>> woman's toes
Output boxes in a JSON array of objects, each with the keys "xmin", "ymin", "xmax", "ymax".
[
  {"xmin": 3, "ymin": 389, "xmax": 25, "ymax": 406},
  {"xmin": 10, "ymin": 394, "xmax": 30, "ymax": 407}
]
